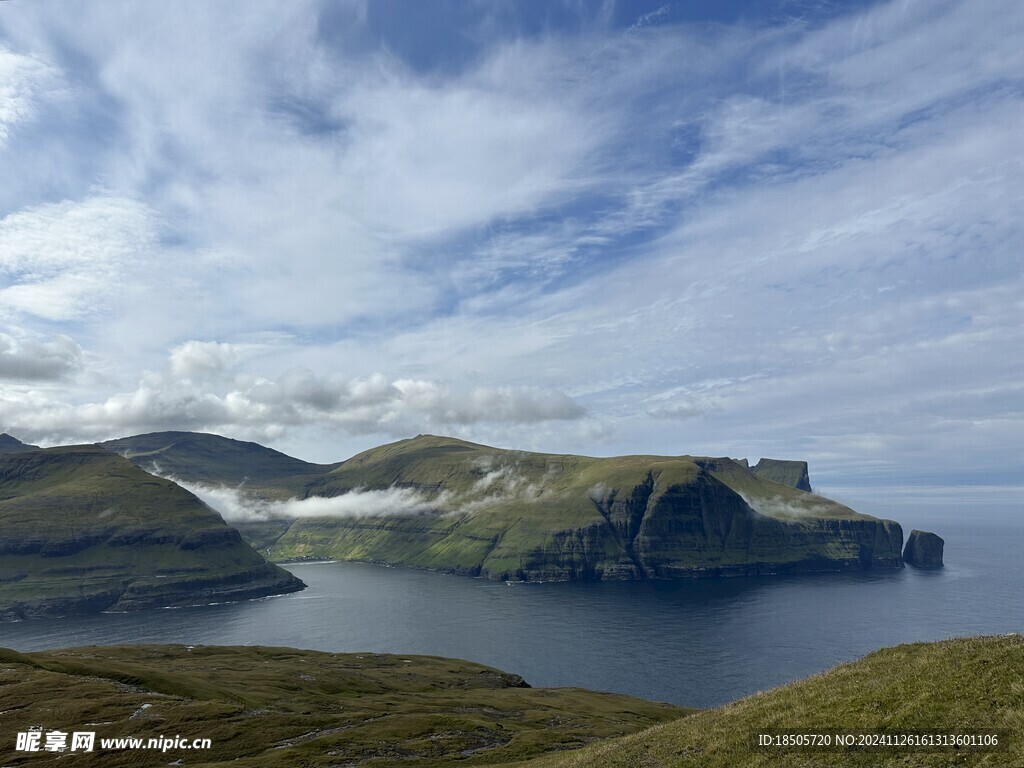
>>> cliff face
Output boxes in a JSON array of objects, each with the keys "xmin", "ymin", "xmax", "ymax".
[
  {"xmin": 751, "ymin": 458, "xmax": 812, "ymax": 492},
  {"xmin": 257, "ymin": 438, "xmax": 904, "ymax": 581},
  {"xmin": 903, "ymin": 529, "xmax": 944, "ymax": 568},
  {"xmin": 93, "ymin": 431, "xmax": 906, "ymax": 584},
  {"xmin": 0, "ymin": 446, "xmax": 304, "ymax": 621}
]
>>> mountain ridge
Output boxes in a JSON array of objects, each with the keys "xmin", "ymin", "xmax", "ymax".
[
  {"xmin": 104, "ymin": 430, "xmax": 908, "ymax": 581},
  {"xmin": 0, "ymin": 444, "xmax": 304, "ymax": 620}
]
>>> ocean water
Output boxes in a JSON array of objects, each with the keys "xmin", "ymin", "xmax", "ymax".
[{"xmin": 1, "ymin": 506, "xmax": 1021, "ymax": 708}]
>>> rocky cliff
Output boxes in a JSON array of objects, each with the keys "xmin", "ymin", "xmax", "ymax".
[
  {"xmin": 0, "ymin": 445, "xmax": 304, "ymax": 620},
  {"xmin": 91, "ymin": 431, "xmax": 908, "ymax": 583},
  {"xmin": 903, "ymin": 529, "xmax": 944, "ymax": 568},
  {"xmin": 750, "ymin": 458, "xmax": 812, "ymax": 491},
  {"xmin": 247, "ymin": 435, "xmax": 905, "ymax": 581}
]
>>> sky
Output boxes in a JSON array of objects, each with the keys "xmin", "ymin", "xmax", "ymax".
[{"xmin": 0, "ymin": 0, "xmax": 1020, "ymax": 503}]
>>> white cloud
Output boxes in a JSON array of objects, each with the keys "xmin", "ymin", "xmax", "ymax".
[
  {"xmin": 0, "ymin": 331, "xmax": 81, "ymax": 380},
  {"xmin": 0, "ymin": 196, "xmax": 157, "ymax": 321},
  {"xmin": 169, "ymin": 341, "xmax": 249, "ymax": 380},
  {"xmin": 0, "ymin": 346, "xmax": 586, "ymax": 446},
  {"xmin": 175, "ymin": 479, "xmax": 441, "ymax": 523},
  {"xmin": 0, "ymin": 0, "xmax": 1018, "ymax": 489},
  {"xmin": 0, "ymin": 46, "xmax": 61, "ymax": 147}
]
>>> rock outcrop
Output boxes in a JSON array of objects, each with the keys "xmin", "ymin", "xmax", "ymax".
[
  {"xmin": 751, "ymin": 458, "xmax": 812, "ymax": 491},
  {"xmin": 903, "ymin": 529, "xmax": 944, "ymax": 568},
  {"xmin": 252, "ymin": 435, "xmax": 906, "ymax": 581},
  {"xmin": 81, "ymin": 431, "xmax": 911, "ymax": 584}
]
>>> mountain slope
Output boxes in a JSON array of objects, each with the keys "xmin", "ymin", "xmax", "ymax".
[
  {"xmin": 0, "ymin": 433, "xmax": 40, "ymax": 453},
  {"xmin": 101, "ymin": 431, "xmax": 337, "ymax": 496},
  {"xmin": 0, "ymin": 644, "xmax": 686, "ymax": 767},
  {"xmin": 95, "ymin": 431, "xmax": 905, "ymax": 582},
  {"xmin": 0, "ymin": 445, "xmax": 304, "ymax": 620},
  {"xmin": 516, "ymin": 635, "xmax": 1022, "ymax": 768}
]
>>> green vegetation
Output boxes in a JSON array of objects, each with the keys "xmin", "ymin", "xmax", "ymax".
[
  {"xmin": 0, "ymin": 644, "xmax": 687, "ymax": 767},
  {"xmin": 0, "ymin": 445, "xmax": 303, "ymax": 620},
  {"xmin": 3, "ymin": 636, "xmax": 1018, "ymax": 767},
  {"xmin": 101, "ymin": 431, "xmax": 338, "ymax": 498},
  {"xmin": 103, "ymin": 431, "xmax": 907, "ymax": 581},
  {"xmin": 515, "ymin": 635, "xmax": 1024, "ymax": 768}
]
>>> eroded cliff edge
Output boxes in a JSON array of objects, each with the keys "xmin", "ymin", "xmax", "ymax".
[
  {"xmin": 0, "ymin": 445, "xmax": 304, "ymax": 620},
  {"xmin": 236, "ymin": 436, "xmax": 906, "ymax": 581}
]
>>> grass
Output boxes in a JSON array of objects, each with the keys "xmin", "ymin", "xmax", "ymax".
[
  {"xmin": 4, "ymin": 636, "xmax": 1018, "ymax": 767},
  {"xmin": 513, "ymin": 635, "xmax": 1024, "ymax": 768},
  {"xmin": 264, "ymin": 436, "xmax": 903, "ymax": 579},
  {"xmin": 86, "ymin": 431, "xmax": 909, "ymax": 582},
  {"xmin": 0, "ymin": 644, "xmax": 688, "ymax": 767},
  {"xmin": 0, "ymin": 446, "xmax": 302, "ymax": 619}
]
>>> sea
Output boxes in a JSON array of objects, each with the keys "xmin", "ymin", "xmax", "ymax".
[{"xmin": 1, "ymin": 496, "xmax": 1021, "ymax": 709}]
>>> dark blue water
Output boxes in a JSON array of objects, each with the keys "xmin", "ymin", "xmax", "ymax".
[{"xmin": 1, "ymin": 507, "xmax": 1021, "ymax": 708}]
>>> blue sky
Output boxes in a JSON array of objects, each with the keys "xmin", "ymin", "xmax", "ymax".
[{"xmin": 0, "ymin": 0, "xmax": 1020, "ymax": 505}]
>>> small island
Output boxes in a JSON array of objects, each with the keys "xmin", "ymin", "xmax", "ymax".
[{"xmin": 903, "ymin": 529, "xmax": 945, "ymax": 568}]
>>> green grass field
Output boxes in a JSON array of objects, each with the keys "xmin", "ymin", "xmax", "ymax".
[
  {"xmin": 0, "ymin": 644, "xmax": 687, "ymax": 767},
  {"xmin": 515, "ymin": 635, "xmax": 1024, "ymax": 768}
]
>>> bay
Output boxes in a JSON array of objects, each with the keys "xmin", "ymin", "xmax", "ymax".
[{"xmin": 1, "ymin": 507, "xmax": 1021, "ymax": 709}]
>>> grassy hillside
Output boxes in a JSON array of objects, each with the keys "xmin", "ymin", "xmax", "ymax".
[
  {"xmin": 0, "ymin": 445, "xmax": 303, "ymax": 620},
  {"xmin": 1, "ymin": 636, "xmax": 1016, "ymax": 767},
  {"xmin": 101, "ymin": 431, "xmax": 338, "ymax": 497},
  {"xmin": 515, "ymin": 635, "xmax": 1023, "ymax": 768},
  {"xmin": 0, "ymin": 433, "xmax": 40, "ymax": 453},
  {"xmin": 96, "ymin": 432, "xmax": 906, "ymax": 581},
  {"xmin": 0, "ymin": 644, "xmax": 687, "ymax": 767},
  {"xmin": 267, "ymin": 435, "xmax": 903, "ymax": 579}
]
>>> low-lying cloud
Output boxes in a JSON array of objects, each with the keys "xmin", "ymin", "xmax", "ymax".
[
  {"xmin": 738, "ymin": 492, "xmax": 844, "ymax": 519},
  {"xmin": 173, "ymin": 477, "xmax": 441, "ymax": 523}
]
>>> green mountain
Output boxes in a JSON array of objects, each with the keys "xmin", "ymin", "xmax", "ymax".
[
  {"xmin": 0, "ymin": 432, "xmax": 40, "ymax": 453},
  {"xmin": 0, "ymin": 643, "xmax": 685, "ymax": 767},
  {"xmin": 101, "ymin": 431, "xmax": 337, "ymax": 495},
  {"xmin": 751, "ymin": 457, "xmax": 812, "ymax": 491},
  {"xmin": 518, "ymin": 635, "xmax": 1022, "ymax": 768},
  {"xmin": 0, "ymin": 445, "xmax": 304, "ymax": 620},
  {"xmin": 107, "ymin": 431, "xmax": 906, "ymax": 581}
]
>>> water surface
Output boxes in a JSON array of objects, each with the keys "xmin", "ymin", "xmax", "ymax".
[{"xmin": 2, "ymin": 511, "xmax": 1021, "ymax": 708}]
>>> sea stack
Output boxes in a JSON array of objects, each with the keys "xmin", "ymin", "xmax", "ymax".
[{"xmin": 903, "ymin": 529, "xmax": 944, "ymax": 568}]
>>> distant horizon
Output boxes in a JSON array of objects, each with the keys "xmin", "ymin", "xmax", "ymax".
[
  {"xmin": 0, "ymin": 1, "xmax": 1020, "ymax": 495},
  {"xmin": 4, "ymin": 428, "xmax": 1022, "ymax": 515}
]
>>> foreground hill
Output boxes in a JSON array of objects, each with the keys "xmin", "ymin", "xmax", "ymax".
[
  {"xmin": 104, "ymin": 431, "xmax": 907, "ymax": 581},
  {"xmin": 0, "ymin": 445, "xmax": 304, "ymax": 620},
  {"xmin": 1, "ymin": 636, "xmax": 1016, "ymax": 767},
  {"xmin": 0, "ymin": 644, "xmax": 686, "ymax": 767},
  {"xmin": 517, "ymin": 635, "xmax": 1022, "ymax": 768}
]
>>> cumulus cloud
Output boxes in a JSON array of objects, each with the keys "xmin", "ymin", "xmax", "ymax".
[
  {"xmin": 0, "ymin": 331, "xmax": 81, "ymax": 380},
  {"xmin": 0, "ymin": 340, "xmax": 587, "ymax": 445},
  {"xmin": 169, "ymin": 340, "xmax": 248, "ymax": 380}
]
